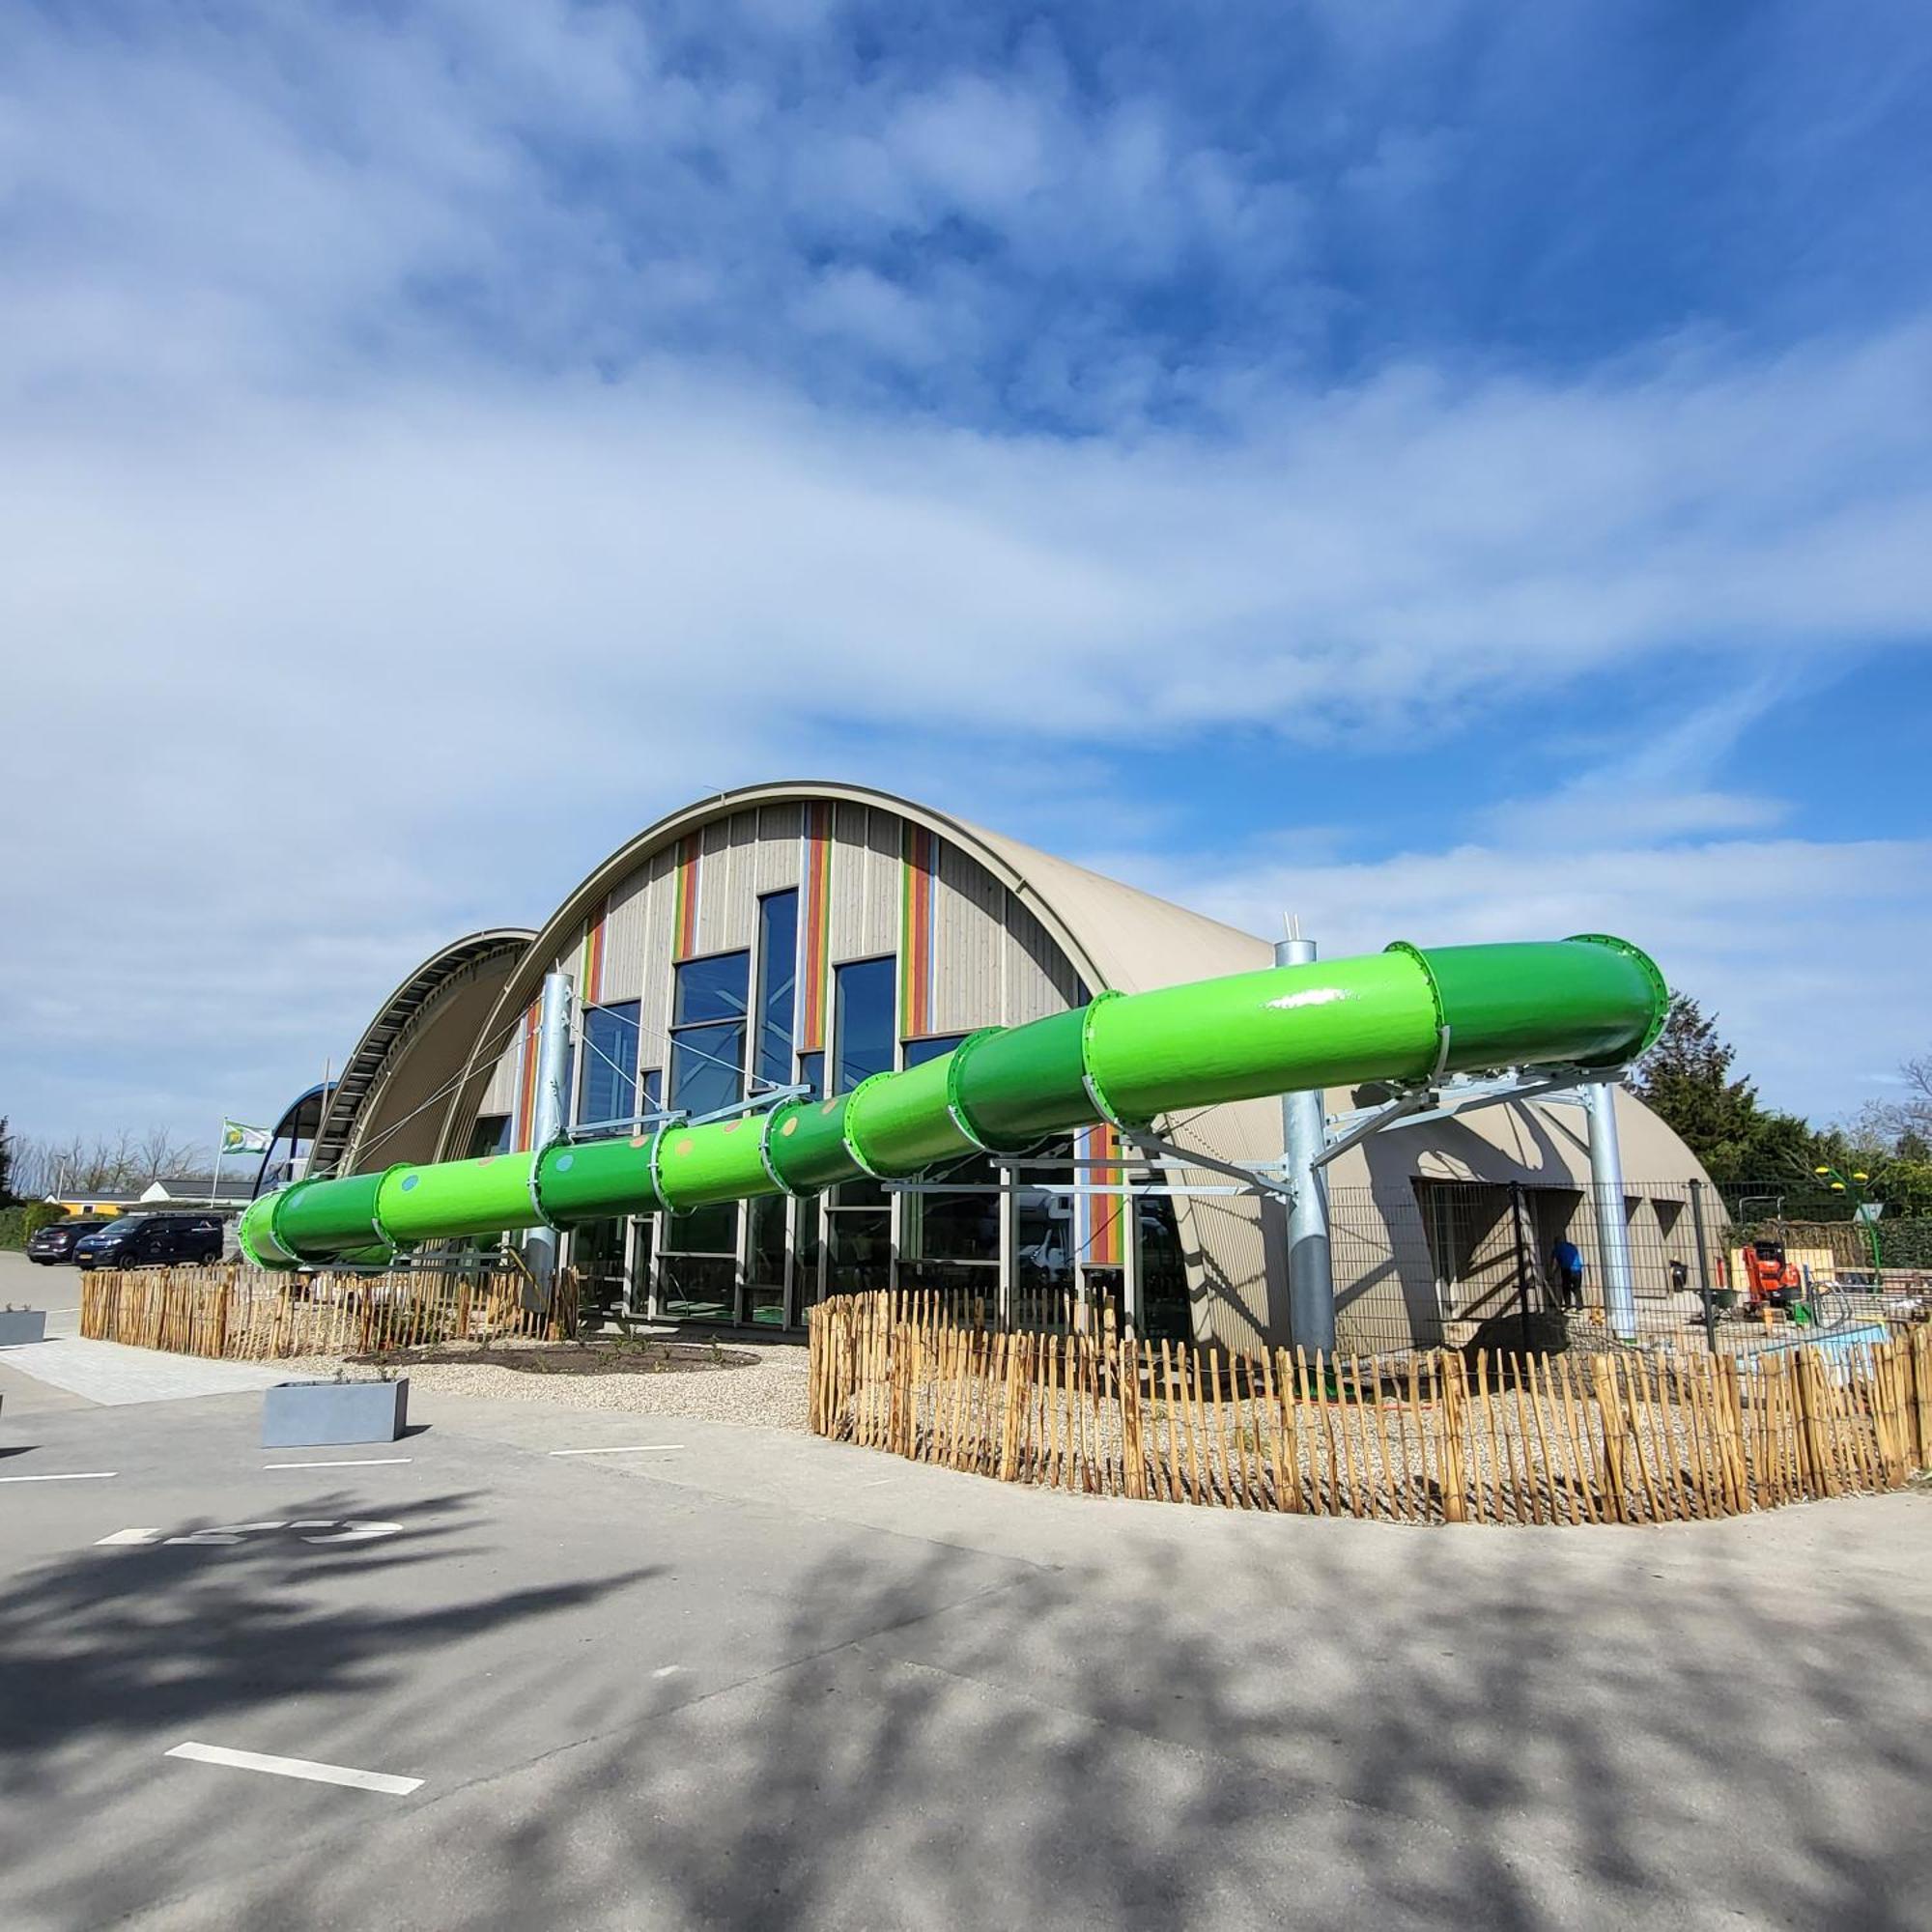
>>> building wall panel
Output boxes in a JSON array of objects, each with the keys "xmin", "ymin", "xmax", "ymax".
[
  {"xmin": 753, "ymin": 803, "xmax": 803, "ymax": 892},
  {"xmin": 637, "ymin": 850, "xmax": 676, "ymax": 1083},
  {"xmin": 1003, "ymin": 894, "xmax": 1083, "ymax": 1024},
  {"xmin": 927, "ymin": 838, "xmax": 1004, "ymax": 1037},
  {"xmin": 595, "ymin": 867, "xmax": 651, "ymax": 1008},
  {"xmin": 826, "ymin": 802, "xmax": 898, "ymax": 962},
  {"xmin": 690, "ymin": 810, "xmax": 759, "ymax": 958}
]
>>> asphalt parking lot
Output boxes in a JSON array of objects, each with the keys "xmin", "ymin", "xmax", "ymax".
[{"xmin": 3, "ymin": 1275, "xmax": 1931, "ymax": 1929}]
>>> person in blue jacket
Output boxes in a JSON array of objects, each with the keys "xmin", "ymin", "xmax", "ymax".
[{"xmin": 1550, "ymin": 1236, "xmax": 1585, "ymax": 1311}]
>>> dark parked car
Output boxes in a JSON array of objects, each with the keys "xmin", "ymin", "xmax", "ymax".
[
  {"xmin": 25, "ymin": 1217, "xmax": 108, "ymax": 1264},
  {"xmin": 72, "ymin": 1214, "xmax": 225, "ymax": 1271}
]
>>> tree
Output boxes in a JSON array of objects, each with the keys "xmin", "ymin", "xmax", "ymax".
[
  {"xmin": 1633, "ymin": 996, "xmax": 1759, "ymax": 1154},
  {"xmin": 0, "ymin": 1116, "xmax": 13, "ymax": 1205},
  {"xmin": 1633, "ymin": 995, "xmax": 1823, "ymax": 1188}
]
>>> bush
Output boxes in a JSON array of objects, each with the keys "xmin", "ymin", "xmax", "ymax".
[
  {"xmin": 1878, "ymin": 1218, "xmax": 1932, "ymax": 1269},
  {"xmin": 0, "ymin": 1203, "xmax": 63, "ymax": 1250}
]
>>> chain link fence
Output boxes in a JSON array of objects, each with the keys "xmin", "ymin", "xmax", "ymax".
[{"xmin": 1328, "ymin": 1177, "xmax": 1925, "ymax": 1359}]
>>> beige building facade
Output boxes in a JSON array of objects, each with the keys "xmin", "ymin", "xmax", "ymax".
[{"xmin": 310, "ymin": 781, "xmax": 1717, "ymax": 1350}]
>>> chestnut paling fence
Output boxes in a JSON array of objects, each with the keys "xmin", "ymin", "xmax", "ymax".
[
  {"xmin": 80, "ymin": 1265, "xmax": 580, "ymax": 1359},
  {"xmin": 808, "ymin": 1292, "xmax": 1932, "ymax": 1526}
]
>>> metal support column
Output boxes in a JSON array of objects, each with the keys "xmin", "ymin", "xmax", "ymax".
[
  {"xmin": 1585, "ymin": 1079, "xmax": 1637, "ymax": 1343},
  {"xmin": 1689, "ymin": 1178, "xmax": 1718, "ymax": 1355},
  {"xmin": 523, "ymin": 970, "xmax": 574, "ymax": 1309},
  {"xmin": 1276, "ymin": 932, "xmax": 1336, "ymax": 1353}
]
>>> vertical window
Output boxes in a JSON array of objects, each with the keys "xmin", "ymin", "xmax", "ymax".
[
  {"xmin": 640, "ymin": 1068, "xmax": 663, "ymax": 1115},
  {"xmin": 821, "ymin": 956, "xmax": 897, "ymax": 1292},
  {"xmin": 746, "ymin": 1194, "xmax": 787, "ymax": 1327},
  {"xmin": 898, "ymin": 1035, "xmax": 1000, "ymax": 1312},
  {"xmin": 833, "ymin": 956, "xmax": 895, "ymax": 1092},
  {"xmin": 467, "ymin": 1114, "xmax": 512, "ymax": 1160},
  {"xmin": 578, "ymin": 1000, "xmax": 640, "ymax": 1129},
  {"xmin": 659, "ymin": 1200, "xmax": 739, "ymax": 1321},
  {"xmin": 669, "ymin": 952, "xmax": 749, "ymax": 1118},
  {"xmin": 755, "ymin": 891, "xmax": 799, "ymax": 1088}
]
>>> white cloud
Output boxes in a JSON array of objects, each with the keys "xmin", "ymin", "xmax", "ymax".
[
  {"xmin": 1, "ymin": 2, "xmax": 1926, "ymax": 1141},
  {"xmin": 1099, "ymin": 831, "xmax": 1932, "ymax": 1121}
]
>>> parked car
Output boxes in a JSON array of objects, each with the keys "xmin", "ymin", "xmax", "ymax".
[
  {"xmin": 72, "ymin": 1213, "xmax": 225, "ymax": 1271},
  {"xmin": 25, "ymin": 1217, "xmax": 108, "ymax": 1264}
]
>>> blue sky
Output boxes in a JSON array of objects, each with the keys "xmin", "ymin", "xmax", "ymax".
[{"xmin": 3, "ymin": 0, "xmax": 1929, "ymax": 1156}]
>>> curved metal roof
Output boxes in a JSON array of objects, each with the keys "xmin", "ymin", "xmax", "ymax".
[
  {"xmin": 432, "ymin": 781, "xmax": 1271, "ymax": 1156},
  {"xmin": 310, "ymin": 927, "xmax": 534, "ymax": 1175}
]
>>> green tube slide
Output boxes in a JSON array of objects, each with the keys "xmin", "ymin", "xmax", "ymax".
[{"xmin": 237, "ymin": 933, "xmax": 1667, "ymax": 1271}]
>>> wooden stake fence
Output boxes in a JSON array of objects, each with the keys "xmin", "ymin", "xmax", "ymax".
[
  {"xmin": 809, "ymin": 1292, "xmax": 1931, "ymax": 1527},
  {"xmin": 80, "ymin": 1266, "xmax": 579, "ymax": 1360}
]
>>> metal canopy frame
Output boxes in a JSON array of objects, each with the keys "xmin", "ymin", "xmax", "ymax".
[{"xmin": 1315, "ymin": 1063, "xmax": 1610, "ymax": 1169}]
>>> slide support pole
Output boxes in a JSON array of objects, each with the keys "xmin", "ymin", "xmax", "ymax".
[
  {"xmin": 524, "ymin": 971, "xmax": 574, "ymax": 1305},
  {"xmin": 1586, "ymin": 1080, "xmax": 1638, "ymax": 1343},
  {"xmin": 1277, "ymin": 933, "xmax": 1336, "ymax": 1354}
]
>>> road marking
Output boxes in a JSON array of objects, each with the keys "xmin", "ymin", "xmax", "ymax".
[
  {"xmin": 165, "ymin": 1741, "xmax": 422, "ymax": 1795},
  {"xmin": 166, "ymin": 1522, "xmax": 288, "ymax": 1545},
  {"xmin": 0, "ymin": 1470, "xmax": 117, "ymax": 1483},
  {"xmin": 547, "ymin": 1444, "xmax": 685, "ymax": 1457},
  {"xmin": 653, "ymin": 1664, "xmax": 682, "ymax": 1678},
  {"xmin": 104, "ymin": 1520, "xmax": 405, "ymax": 1548},
  {"xmin": 262, "ymin": 1458, "xmax": 413, "ymax": 1468}
]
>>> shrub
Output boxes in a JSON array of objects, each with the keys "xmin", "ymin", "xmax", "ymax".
[{"xmin": 0, "ymin": 1203, "xmax": 63, "ymax": 1249}]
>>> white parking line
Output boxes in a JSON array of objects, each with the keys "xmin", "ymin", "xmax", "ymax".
[
  {"xmin": 262, "ymin": 1458, "xmax": 413, "ymax": 1468},
  {"xmin": 165, "ymin": 1741, "xmax": 422, "ymax": 1795},
  {"xmin": 0, "ymin": 1470, "xmax": 117, "ymax": 1483},
  {"xmin": 547, "ymin": 1444, "xmax": 685, "ymax": 1457},
  {"xmin": 96, "ymin": 1527, "xmax": 163, "ymax": 1546}
]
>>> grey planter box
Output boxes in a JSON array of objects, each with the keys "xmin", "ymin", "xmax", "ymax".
[
  {"xmin": 263, "ymin": 1377, "xmax": 409, "ymax": 1448},
  {"xmin": 0, "ymin": 1310, "xmax": 47, "ymax": 1348}
]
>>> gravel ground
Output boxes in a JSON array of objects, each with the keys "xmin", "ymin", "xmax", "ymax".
[{"xmin": 274, "ymin": 1339, "xmax": 811, "ymax": 1430}]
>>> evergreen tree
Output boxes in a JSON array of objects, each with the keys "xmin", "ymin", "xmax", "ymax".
[
  {"xmin": 1632, "ymin": 997, "xmax": 1821, "ymax": 1186},
  {"xmin": 1633, "ymin": 996, "xmax": 1758, "ymax": 1155}
]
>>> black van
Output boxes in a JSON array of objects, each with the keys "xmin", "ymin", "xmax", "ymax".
[{"xmin": 71, "ymin": 1214, "xmax": 225, "ymax": 1271}]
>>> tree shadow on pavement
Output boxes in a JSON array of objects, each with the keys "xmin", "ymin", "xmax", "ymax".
[
  {"xmin": 0, "ymin": 1490, "xmax": 656, "ymax": 1925},
  {"xmin": 196, "ymin": 1497, "xmax": 1932, "ymax": 1931}
]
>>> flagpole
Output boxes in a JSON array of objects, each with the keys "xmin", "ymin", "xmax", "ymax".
[{"xmin": 210, "ymin": 1127, "xmax": 225, "ymax": 1208}]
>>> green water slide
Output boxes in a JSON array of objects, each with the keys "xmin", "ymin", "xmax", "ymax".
[{"xmin": 237, "ymin": 934, "xmax": 1667, "ymax": 1272}]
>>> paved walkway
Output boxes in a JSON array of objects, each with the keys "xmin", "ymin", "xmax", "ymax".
[{"xmin": 0, "ymin": 1336, "xmax": 292, "ymax": 1406}]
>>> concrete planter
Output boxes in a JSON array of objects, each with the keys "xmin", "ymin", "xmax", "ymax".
[
  {"xmin": 263, "ymin": 1377, "xmax": 409, "ymax": 1448},
  {"xmin": 0, "ymin": 1310, "xmax": 47, "ymax": 1348}
]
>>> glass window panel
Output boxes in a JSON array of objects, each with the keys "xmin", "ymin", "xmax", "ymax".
[
  {"xmin": 640, "ymin": 1068, "xmax": 663, "ymax": 1114},
  {"xmin": 746, "ymin": 1194, "xmax": 787, "ymax": 1327},
  {"xmin": 571, "ymin": 1217, "xmax": 627, "ymax": 1325},
  {"xmin": 900, "ymin": 1035, "xmax": 965, "ymax": 1069},
  {"xmin": 669, "ymin": 1022, "xmax": 745, "ymax": 1118},
  {"xmin": 834, "ymin": 956, "xmax": 895, "ymax": 1093},
  {"xmin": 798, "ymin": 1051, "xmax": 824, "ymax": 1101},
  {"xmin": 467, "ymin": 1114, "xmax": 511, "ymax": 1159},
  {"xmin": 658, "ymin": 1255, "xmax": 737, "ymax": 1322},
  {"xmin": 1014, "ymin": 1136, "xmax": 1076, "ymax": 1328},
  {"xmin": 898, "ymin": 1035, "xmax": 999, "ymax": 1267},
  {"xmin": 906, "ymin": 1162, "xmax": 1000, "ymax": 1264},
  {"xmin": 664, "ymin": 1201, "xmax": 738, "ymax": 1256},
  {"xmin": 1138, "ymin": 1196, "xmax": 1190, "ymax": 1343},
  {"xmin": 627, "ymin": 1215, "xmax": 655, "ymax": 1318},
  {"xmin": 755, "ymin": 892, "xmax": 799, "ymax": 1087},
  {"xmin": 578, "ymin": 1001, "xmax": 640, "ymax": 1127},
  {"xmin": 673, "ymin": 952, "xmax": 750, "ymax": 1026},
  {"xmin": 826, "ymin": 1208, "xmax": 891, "ymax": 1295}
]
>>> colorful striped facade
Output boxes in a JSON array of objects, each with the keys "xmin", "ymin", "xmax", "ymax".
[{"xmin": 899, "ymin": 823, "xmax": 941, "ymax": 1039}]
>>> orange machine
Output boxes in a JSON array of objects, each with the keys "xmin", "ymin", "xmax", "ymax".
[{"xmin": 1739, "ymin": 1239, "xmax": 1803, "ymax": 1310}]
